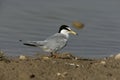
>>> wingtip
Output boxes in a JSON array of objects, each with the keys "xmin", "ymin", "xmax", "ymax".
[{"xmin": 23, "ymin": 43, "xmax": 37, "ymax": 47}]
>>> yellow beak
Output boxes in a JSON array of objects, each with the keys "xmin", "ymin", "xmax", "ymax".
[{"xmin": 69, "ymin": 30, "xmax": 78, "ymax": 35}]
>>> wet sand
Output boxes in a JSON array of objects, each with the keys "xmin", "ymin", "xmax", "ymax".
[{"xmin": 0, "ymin": 52, "xmax": 120, "ymax": 80}]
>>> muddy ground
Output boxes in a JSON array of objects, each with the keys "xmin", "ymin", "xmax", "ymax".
[{"xmin": 0, "ymin": 52, "xmax": 120, "ymax": 80}]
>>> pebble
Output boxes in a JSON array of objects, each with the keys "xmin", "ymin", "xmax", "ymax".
[
  {"xmin": 57, "ymin": 72, "xmax": 68, "ymax": 77},
  {"xmin": 42, "ymin": 57, "xmax": 50, "ymax": 60},
  {"xmin": 19, "ymin": 55, "xmax": 27, "ymax": 60},
  {"xmin": 65, "ymin": 62, "xmax": 80, "ymax": 68},
  {"xmin": 100, "ymin": 61, "xmax": 106, "ymax": 65},
  {"xmin": 114, "ymin": 53, "xmax": 120, "ymax": 60}
]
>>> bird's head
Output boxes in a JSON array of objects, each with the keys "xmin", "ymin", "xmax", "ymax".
[{"xmin": 58, "ymin": 25, "xmax": 78, "ymax": 36}]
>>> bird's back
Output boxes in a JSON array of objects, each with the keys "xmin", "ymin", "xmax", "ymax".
[{"xmin": 42, "ymin": 33, "xmax": 68, "ymax": 52}]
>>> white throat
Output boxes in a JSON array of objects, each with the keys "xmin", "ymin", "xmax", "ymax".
[{"xmin": 60, "ymin": 30, "xmax": 69, "ymax": 38}]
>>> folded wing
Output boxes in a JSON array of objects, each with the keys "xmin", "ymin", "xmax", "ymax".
[{"xmin": 23, "ymin": 41, "xmax": 46, "ymax": 47}]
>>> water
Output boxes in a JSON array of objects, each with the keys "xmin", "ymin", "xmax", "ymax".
[{"xmin": 0, "ymin": 0, "xmax": 120, "ymax": 58}]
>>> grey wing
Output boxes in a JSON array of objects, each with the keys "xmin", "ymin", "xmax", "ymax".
[
  {"xmin": 44, "ymin": 33, "xmax": 68, "ymax": 51},
  {"xmin": 23, "ymin": 41, "xmax": 47, "ymax": 47},
  {"xmin": 46, "ymin": 33, "xmax": 68, "ymax": 40}
]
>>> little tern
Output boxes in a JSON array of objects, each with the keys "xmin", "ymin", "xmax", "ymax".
[{"xmin": 23, "ymin": 25, "xmax": 77, "ymax": 56}]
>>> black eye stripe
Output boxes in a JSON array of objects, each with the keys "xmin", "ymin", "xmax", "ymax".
[{"xmin": 65, "ymin": 28, "xmax": 70, "ymax": 31}]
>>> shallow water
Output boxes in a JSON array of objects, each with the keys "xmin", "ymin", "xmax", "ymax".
[{"xmin": 0, "ymin": 0, "xmax": 120, "ymax": 58}]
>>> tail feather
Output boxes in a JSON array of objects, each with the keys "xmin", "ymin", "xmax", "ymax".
[
  {"xmin": 19, "ymin": 40, "xmax": 45, "ymax": 47},
  {"xmin": 21, "ymin": 40, "xmax": 45, "ymax": 47}
]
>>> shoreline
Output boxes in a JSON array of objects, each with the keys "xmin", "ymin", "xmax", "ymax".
[{"xmin": 0, "ymin": 52, "xmax": 120, "ymax": 80}]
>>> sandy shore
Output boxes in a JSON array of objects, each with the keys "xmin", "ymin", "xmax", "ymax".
[{"xmin": 0, "ymin": 52, "xmax": 120, "ymax": 80}]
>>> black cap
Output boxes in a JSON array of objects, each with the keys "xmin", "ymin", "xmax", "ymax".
[{"xmin": 58, "ymin": 25, "xmax": 70, "ymax": 33}]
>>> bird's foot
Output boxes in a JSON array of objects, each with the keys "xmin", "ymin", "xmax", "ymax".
[{"xmin": 50, "ymin": 53, "xmax": 59, "ymax": 58}]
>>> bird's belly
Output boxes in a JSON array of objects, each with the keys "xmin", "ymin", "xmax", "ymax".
[
  {"xmin": 41, "ymin": 41, "xmax": 66, "ymax": 52},
  {"xmin": 41, "ymin": 46, "xmax": 52, "ymax": 52}
]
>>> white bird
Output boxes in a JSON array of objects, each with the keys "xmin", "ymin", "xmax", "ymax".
[{"xmin": 22, "ymin": 25, "xmax": 77, "ymax": 56}]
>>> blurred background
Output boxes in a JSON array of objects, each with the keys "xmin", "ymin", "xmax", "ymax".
[{"xmin": 0, "ymin": 0, "xmax": 120, "ymax": 58}]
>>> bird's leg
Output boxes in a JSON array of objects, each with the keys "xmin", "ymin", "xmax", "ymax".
[{"xmin": 50, "ymin": 52, "xmax": 58, "ymax": 58}]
